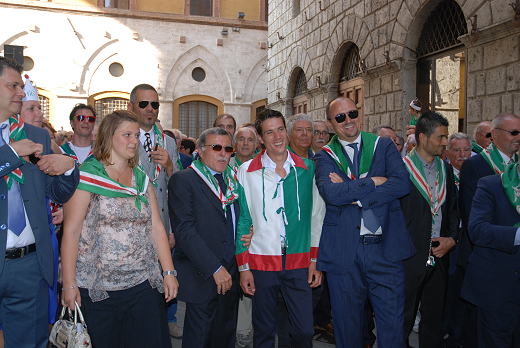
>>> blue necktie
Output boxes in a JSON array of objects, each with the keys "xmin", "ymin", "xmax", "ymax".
[
  {"xmin": 215, "ymin": 173, "xmax": 235, "ymax": 263},
  {"xmin": 348, "ymin": 142, "xmax": 380, "ymax": 233},
  {"xmin": 0, "ymin": 124, "xmax": 26, "ymax": 236}
]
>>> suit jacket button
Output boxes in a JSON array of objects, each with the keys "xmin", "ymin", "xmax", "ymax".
[
  {"xmin": 0, "ymin": 195, "xmax": 5, "ymax": 199},
  {"xmin": 356, "ymin": 226, "xmax": 361, "ymax": 230},
  {"xmin": 0, "ymin": 224, "xmax": 6, "ymax": 230},
  {"xmin": 222, "ymin": 241, "xmax": 226, "ymax": 244},
  {"xmin": 161, "ymin": 208, "xmax": 164, "ymax": 212}
]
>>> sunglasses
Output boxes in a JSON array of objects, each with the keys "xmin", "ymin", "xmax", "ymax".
[
  {"xmin": 138, "ymin": 101, "xmax": 160, "ymax": 109},
  {"xmin": 485, "ymin": 132, "xmax": 492, "ymax": 138},
  {"xmin": 205, "ymin": 144, "xmax": 234, "ymax": 153},
  {"xmin": 496, "ymin": 127, "xmax": 520, "ymax": 136},
  {"xmin": 334, "ymin": 110, "xmax": 359, "ymax": 123},
  {"xmin": 75, "ymin": 115, "xmax": 96, "ymax": 123}
]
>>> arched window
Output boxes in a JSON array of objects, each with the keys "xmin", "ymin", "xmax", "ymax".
[
  {"xmin": 38, "ymin": 95, "xmax": 50, "ymax": 120},
  {"xmin": 292, "ymin": 69, "xmax": 307, "ymax": 114},
  {"xmin": 94, "ymin": 97, "xmax": 129, "ymax": 125},
  {"xmin": 179, "ymin": 101, "xmax": 218, "ymax": 138},
  {"xmin": 339, "ymin": 45, "xmax": 360, "ymax": 82}
]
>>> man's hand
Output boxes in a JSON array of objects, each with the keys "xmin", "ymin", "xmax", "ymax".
[
  {"xmin": 406, "ymin": 125, "xmax": 416, "ymax": 137},
  {"xmin": 10, "ymin": 139, "xmax": 43, "ymax": 159},
  {"xmin": 213, "ymin": 266, "xmax": 232, "ymax": 295},
  {"xmin": 329, "ymin": 172, "xmax": 344, "ymax": 183},
  {"xmin": 240, "ymin": 226, "xmax": 254, "ymax": 248},
  {"xmin": 239, "ymin": 270, "xmax": 256, "ymax": 296},
  {"xmin": 52, "ymin": 209, "xmax": 64, "ymax": 225},
  {"xmin": 308, "ymin": 262, "xmax": 322, "ymax": 288},
  {"xmin": 150, "ymin": 146, "xmax": 174, "ymax": 176},
  {"xmin": 431, "ymin": 237, "xmax": 455, "ymax": 258},
  {"xmin": 38, "ymin": 154, "xmax": 75, "ymax": 176},
  {"xmin": 168, "ymin": 233, "xmax": 176, "ymax": 249},
  {"xmin": 371, "ymin": 176, "xmax": 388, "ymax": 186}
]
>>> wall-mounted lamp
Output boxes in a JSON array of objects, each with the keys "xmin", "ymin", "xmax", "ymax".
[
  {"xmin": 221, "ymin": 27, "xmax": 229, "ymax": 35},
  {"xmin": 511, "ymin": 0, "xmax": 520, "ymax": 27},
  {"xmin": 238, "ymin": 12, "xmax": 245, "ymax": 19},
  {"xmin": 383, "ymin": 51, "xmax": 391, "ymax": 69},
  {"xmin": 233, "ymin": 28, "xmax": 240, "ymax": 32},
  {"xmin": 469, "ymin": 15, "xmax": 479, "ymax": 42}
]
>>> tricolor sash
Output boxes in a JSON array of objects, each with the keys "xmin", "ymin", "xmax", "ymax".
[
  {"xmin": 3, "ymin": 115, "xmax": 27, "ymax": 190},
  {"xmin": 78, "ymin": 158, "xmax": 149, "ymax": 211},
  {"xmin": 60, "ymin": 141, "xmax": 94, "ymax": 164},
  {"xmin": 190, "ymin": 159, "xmax": 238, "ymax": 212},
  {"xmin": 481, "ymin": 143, "xmax": 518, "ymax": 174},
  {"xmin": 471, "ymin": 140, "xmax": 484, "ymax": 154},
  {"xmin": 501, "ymin": 163, "xmax": 520, "ymax": 226},
  {"xmin": 322, "ymin": 131, "xmax": 378, "ymax": 180}
]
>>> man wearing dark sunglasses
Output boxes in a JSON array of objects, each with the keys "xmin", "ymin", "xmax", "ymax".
[
  {"xmin": 128, "ymin": 84, "xmax": 179, "ymax": 241},
  {"xmin": 457, "ymin": 113, "xmax": 520, "ymax": 347},
  {"xmin": 471, "ymin": 120, "xmax": 492, "ymax": 156},
  {"xmin": 60, "ymin": 103, "xmax": 96, "ymax": 164},
  {"xmin": 314, "ymin": 97, "xmax": 414, "ymax": 348}
]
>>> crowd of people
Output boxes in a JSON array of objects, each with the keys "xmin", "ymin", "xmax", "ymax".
[{"xmin": 1, "ymin": 52, "xmax": 520, "ymax": 348}]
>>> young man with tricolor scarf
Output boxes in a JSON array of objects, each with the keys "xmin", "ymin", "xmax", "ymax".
[
  {"xmin": 314, "ymin": 97, "xmax": 415, "ymax": 348},
  {"xmin": 59, "ymin": 103, "xmax": 96, "ymax": 164},
  {"xmin": 460, "ymin": 161, "xmax": 520, "ymax": 347},
  {"xmin": 0, "ymin": 56, "xmax": 78, "ymax": 348},
  {"xmin": 457, "ymin": 113, "xmax": 520, "ymax": 346},
  {"xmin": 400, "ymin": 111, "xmax": 459, "ymax": 348},
  {"xmin": 236, "ymin": 109, "xmax": 325, "ymax": 348}
]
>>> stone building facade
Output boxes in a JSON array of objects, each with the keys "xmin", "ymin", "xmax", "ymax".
[
  {"xmin": 0, "ymin": 0, "xmax": 268, "ymax": 136},
  {"xmin": 267, "ymin": 0, "xmax": 520, "ymax": 137}
]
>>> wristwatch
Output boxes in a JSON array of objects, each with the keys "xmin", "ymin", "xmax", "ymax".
[{"xmin": 162, "ymin": 270, "xmax": 177, "ymax": 277}]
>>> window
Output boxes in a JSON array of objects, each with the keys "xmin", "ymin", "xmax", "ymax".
[
  {"xmin": 339, "ymin": 44, "xmax": 360, "ymax": 82},
  {"xmin": 292, "ymin": 69, "xmax": 307, "ymax": 115},
  {"xmin": 191, "ymin": 0, "xmax": 212, "ymax": 16},
  {"xmin": 104, "ymin": 0, "xmax": 129, "ymax": 9},
  {"xmin": 94, "ymin": 98, "xmax": 129, "ymax": 125},
  {"xmin": 179, "ymin": 101, "xmax": 218, "ymax": 138},
  {"xmin": 38, "ymin": 95, "xmax": 50, "ymax": 120},
  {"xmin": 3, "ymin": 45, "xmax": 24, "ymax": 66}
]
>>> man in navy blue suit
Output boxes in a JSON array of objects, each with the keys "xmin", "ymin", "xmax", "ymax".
[
  {"xmin": 461, "ymin": 163, "xmax": 520, "ymax": 347},
  {"xmin": 314, "ymin": 97, "xmax": 415, "ymax": 348},
  {"xmin": 0, "ymin": 57, "xmax": 78, "ymax": 348}
]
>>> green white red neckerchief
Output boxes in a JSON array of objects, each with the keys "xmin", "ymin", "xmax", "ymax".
[
  {"xmin": 231, "ymin": 156, "xmax": 244, "ymax": 177},
  {"xmin": 321, "ymin": 131, "xmax": 378, "ymax": 180},
  {"xmin": 177, "ymin": 156, "xmax": 183, "ymax": 170},
  {"xmin": 77, "ymin": 157, "xmax": 149, "ymax": 211},
  {"xmin": 454, "ymin": 171, "xmax": 460, "ymax": 189},
  {"xmin": 190, "ymin": 159, "xmax": 238, "ymax": 212},
  {"xmin": 481, "ymin": 143, "xmax": 518, "ymax": 174},
  {"xmin": 501, "ymin": 163, "xmax": 520, "ymax": 227},
  {"xmin": 60, "ymin": 141, "xmax": 94, "ymax": 164},
  {"xmin": 148, "ymin": 123, "xmax": 165, "ymax": 187},
  {"xmin": 3, "ymin": 114, "xmax": 27, "ymax": 190},
  {"xmin": 403, "ymin": 148, "xmax": 447, "ymax": 266},
  {"xmin": 472, "ymin": 140, "xmax": 484, "ymax": 154}
]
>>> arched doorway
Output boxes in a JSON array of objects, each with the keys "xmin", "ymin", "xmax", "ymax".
[
  {"xmin": 292, "ymin": 69, "xmax": 308, "ymax": 114},
  {"xmin": 338, "ymin": 43, "xmax": 364, "ymax": 130},
  {"xmin": 415, "ymin": 0, "xmax": 468, "ymax": 134}
]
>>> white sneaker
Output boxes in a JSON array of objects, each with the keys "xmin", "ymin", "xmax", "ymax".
[{"xmin": 168, "ymin": 322, "xmax": 183, "ymax": 338}]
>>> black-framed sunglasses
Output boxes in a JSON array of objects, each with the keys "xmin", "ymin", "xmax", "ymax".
[
  {"xmin": 334, "ymin": 110, "xmax": 359, "ymax": 123},
  {"xmin": 75, "ymin": 115, "xmax": 96, "ymax": 123},
  {"xmin": 496, "ymin": 127, "xmax": 520, "ymax": 136},
  {"xmin": 205, "ymin": 144, "xmax": 234, "ymax": 153},
  {"xmin": 138, "ymin": 101, "xmax": 160, "ymax": 109},
  {"xmin": 485, "ymin": 132, "xmax": 492, "ymax": 138}
]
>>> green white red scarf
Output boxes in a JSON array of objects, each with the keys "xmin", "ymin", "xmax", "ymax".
[
  {"xmin": 3, "ymin": 114, "xmax": 27, "ymax": 190},
  {"xmin": 321, "ymin": 131, "xmax": 378, "ymax": 180},
  {"xmin": 501, "ymin": 163, "xmax": 520, "ymax": 226},
  {"xmin": 481, "ymin": 143, "xmax": 518, "ymax": 174},
  {"xmin": 472, "ymin": 140, "xmax": 484, "ymax": 154},
  {"xmin": 78, "ymin": 157, "xmax": 149, "ymax": 211},
  {"xmin": 149, "ymin": 123, "xmax": 166, "ymax": 187},
  {"xmin": 190, "ymin": 159, "xmax": 238, "ymax": 212},
  {"xmin": 60, "ymin": 141, "xmax": 94, "ymax": 164},
  {"xmin": 454, "ymin": 171, "xmax": 460, "ymax": 189}
]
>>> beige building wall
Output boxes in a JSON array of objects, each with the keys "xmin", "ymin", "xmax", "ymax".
[
  {"xmin": 0, "ymin": 0, "xmax": 267, "ymax": 132},
  {"xmin": 267, "ymin": 0, "xmax": 520, "ymax": 136}
]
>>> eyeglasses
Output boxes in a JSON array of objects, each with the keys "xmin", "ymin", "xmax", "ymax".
[
  {"xmin": 314, "ymin": 130, "xmax": 329, "ymax": 136},
  {"xmin": 496, "ymin": 127, "xmax": 520, "ymax": 136},
  {"xmin": 333, "ymin": 110, "xmax": 359, "ymax": 123},
  {"xmin": 485, "ymin": 132, "xmax": 492, "ymax": 138},
  {"xmin": 75, "ymin": 115, "xmax": 96, "ymax": 123},
  {"xmin": 204, "ymin": 144, "xmax": 234, "ymax": 153},
  {"xmin": 138, "ymin": 101, "xmax": 160, "ymax": 109}
]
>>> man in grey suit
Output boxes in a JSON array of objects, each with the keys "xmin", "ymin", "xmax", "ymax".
[
  {"xmin": 0, "ymin": 56, "xmax": 79, "ymax": 347},
  {"xmin": 128, "ymin": 84, "xmax": 180, "ymax": 235}
]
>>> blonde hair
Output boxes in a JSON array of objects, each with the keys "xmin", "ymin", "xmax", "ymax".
[{"xmin": 93, "ymin": 110, "xmax": 139, "ymax": 167}]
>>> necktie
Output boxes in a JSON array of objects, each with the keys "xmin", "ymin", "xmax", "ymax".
[
  {"xmin": 0, "ymin": 124, "xmax": 26, "ymax": 236},
  {"xmin": 144, "ymin": 133, "xmax": 152, "ymax": 162},
  {"xmin": 215, "ymin": 173, "xmax": 235, "ymax": 263},
  {"xmin": 348, "ymin": 142, "xmax": 380, "ymax": 233}
]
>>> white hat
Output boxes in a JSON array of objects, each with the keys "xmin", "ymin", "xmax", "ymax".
[
  {"xmin": 22, "ymin": 74, "xmax": 39, "ymax": 102},
  {"xmin": 409, "ymin": 97, "xmax": 421, "ymax": 111}
]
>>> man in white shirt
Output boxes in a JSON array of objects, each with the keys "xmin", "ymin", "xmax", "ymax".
[{"xmin": 60, "ymin": 103, "xmax": 96, "ymax": 164}]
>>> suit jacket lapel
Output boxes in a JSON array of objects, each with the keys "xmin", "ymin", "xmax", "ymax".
[
  {"xmin": 194, "ymin": 171, "xmax": 226, "ymax": 217},
  {"xmin": 138, "ymin": 143, "xmax": 153, "ymax": 176}
]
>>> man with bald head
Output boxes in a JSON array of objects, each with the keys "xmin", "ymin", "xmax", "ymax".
[
  {"xmin": 472, "ymin": 121, "xmax": 492, "ymax": 156},
  {"xmin": 314, "ymin": 97, "xmax": 415, "ymax": 348},
  {"xmin": 229, "ymin": 126, "xmax": 256, "ymax": 169},
  {"xmin": 458, "ymin": 113, "xmax": 520, "ymax": 346}
]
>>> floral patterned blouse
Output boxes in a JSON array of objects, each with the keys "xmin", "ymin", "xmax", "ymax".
[{"xmin": 76, "ymin": 173, "xmax": 163, "ymax": 302}]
